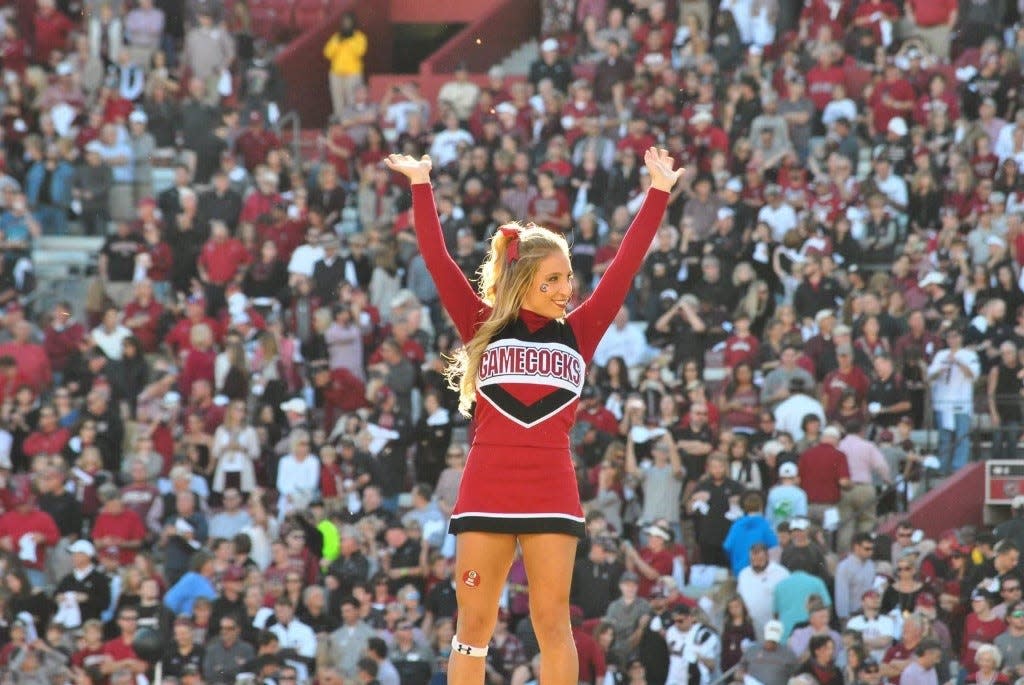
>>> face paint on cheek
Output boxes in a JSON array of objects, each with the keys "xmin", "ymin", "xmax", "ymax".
[
  {"xmin": 540, "ymin": 284, "xmax": 549, "ymax": 293},
  {"xmin": 463, "ymin": 570, "xmax": 481, "ymax": 588}
]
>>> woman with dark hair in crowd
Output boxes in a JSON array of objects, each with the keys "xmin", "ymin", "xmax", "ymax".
[
  {"xmin": 795, "ymin": 634, "xmax": 843, "ymax": 685},
  {"xmin": 3, "ymin": 564, "xmax": 55, "ymax": 632},
  {"xmin": 720, "ymin": 362, "xmax": 761, "ymax": 432},
  {"xmin": 720, "ymin": 595, "xmax": 756, "ymax": 673},
  {"xmin": 908, "ymin": 171, "xmax": 943, "ymax": 232},
  {"xmin": 882, "ymin": 557, "xmax": 927, "ymax": 615}
]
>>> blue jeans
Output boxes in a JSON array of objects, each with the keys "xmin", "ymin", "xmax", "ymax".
[
  {"xmin": 993, "ymin": 420, "xmax": 1021, "ymax": 459},
  {"xmin": 935, "ymin": 411, "xmax": 971, "ymax": 474}
]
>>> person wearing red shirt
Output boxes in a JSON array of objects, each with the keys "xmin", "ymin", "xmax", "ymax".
[
  {"xmin": 165, "ymin": 296, "xmax": 223, "ymax": 355},
  {"xmin": 312, "ymin": 362, "xmax": 367, "ymax": 427},
  {"xmin": 869, "ymin": 63, "xmax": 916, "ymax": 136},
  {"xmin": 913, "ymin": 73, "xmax": 960, "ymax": 127},
  {"xmin": 179, "ymin": 325, "xmax": 217, "ymax": 397},
  {"xmin": 577, "ymin": 387, "xmax": 620, "ymax": 436},
  {"xmin": 571, "ymin": 605, "xmax": 607, "ymax": 685},
  {"xmin": 123, "ymin": 280, "xmax": 165, "ymax": 353},
  {"xmin": 852, "ymin": 0, "xmax": 899, "ymax": 45},
  {"xmin": 821, "ymin": 345, "xmax": 870, "ymax": 415},
  {"xmin": 723, "ymin": 314, "xmax": 760, "ymax": 369},
  {"xmin": 904, "ymin": 0, "xmax": 957, "ymax": 59},
  {"xmin": 617, "ymin": 119, "xmax": 659, "ymax": 160},
  {"xmin": 235, "ymin": 111, "xmax": 282, "ymax": 171},
  {"xmin": 623, "ymin": 525, "xmax": 676, "ymax": 599},
  {"xmin": 23, "ymin": 405, "xmax": 71, "ymax": 458},
  {"xmin": 0, "ymin": 25, "xmax": 30, "ymax": 76},
  {"xmin": 71, "ymin": 619, "xmax": 108, "ymax": 670},
  {"xmin": 0, "ymin": 489, "xmax": 61, "ymax": 586},
  {"xmin": 687, "ymin": 112, "xmax": 730, "ymax": 172},
  {"xmin": 0, "ymin": 320, "xmax": 52, "ymax": 393},
  {"xmin": 800, "ymin": 0, "xmax": 853, "ymax": 40},
  {"xmin": 961, "ymin": 592, "xmax": 1006, "ymax": 675},
  {"xmin": 199, "ymin": 220, "xmax": 253, "ymax": 287},
  {"xmin": 100, "ymin": 607, "xmax": 148, "ymax": 678},
  {"xmin": 797, "ymin": 426, "xmax": 851, "ymax": 522},
  {"xmin": 101, "ymin": 86, "xmax": 135, "ymax": 124},
  {"xmin": 92, "ymin": 485, "xmax": 147, "ymax": 565},
  {"xmin": 805, "ymin": 47, "xmax": 846, "ymax": 112},
  {"xmin": 32, "ymin": 0, "xmax": 75, "ymax": 65},
  {"xmin": 43, "ymin": 301, "xmax": 86, "ymax": 375},
  {"xmin": 529, "ymin": 171, "xmax": 572, "ymax": 232},
  {"xmin": 121, "ymin": 458, "xmax": 161, "ymax": 524},
  {"xmin": 324, "ymin": 118, "xmax": 357, "ymax": 181},
  {"xmin": 239, "ymin": 170, "xmax": 282, "ymax": 224}
]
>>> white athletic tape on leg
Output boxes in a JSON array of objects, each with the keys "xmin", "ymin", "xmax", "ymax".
[{"xmin": 451, "ymin": 636, "xmax": 489, "ymax": 657}]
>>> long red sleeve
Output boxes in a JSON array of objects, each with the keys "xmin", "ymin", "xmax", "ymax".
[
  {"xmin": 411, "ymin": 183, "xmax": 487, "ymax": 342},
  {"xmin": 569, "ymin": 188, "xmax": 669, "ymax": 359}
]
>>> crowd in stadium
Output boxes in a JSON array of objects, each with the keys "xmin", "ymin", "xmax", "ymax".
[{"xmin": 3, "ymin": 0, "xmax": 1024, "ymax": 684}]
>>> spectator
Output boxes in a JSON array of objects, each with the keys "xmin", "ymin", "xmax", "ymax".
[
  {"xmin": 928, "ymin": 328, "xmax": 980, "ymax": 474},
  {"xmin": 182, "ymin": 7, "xmax": 234, "ymax": 105},
  {"xmin": 323, "ymin": 12, "xmax": 368, "ymax": 118}
]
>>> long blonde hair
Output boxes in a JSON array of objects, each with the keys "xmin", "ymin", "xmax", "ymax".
[{"xmin": 445, "ymin": 224, "xmax": 571, "ymax": 417}]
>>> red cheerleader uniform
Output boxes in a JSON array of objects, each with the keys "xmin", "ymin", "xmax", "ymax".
[{"xmin": 411, "ymin": 183, "xmax": 669, "ymax": 538}]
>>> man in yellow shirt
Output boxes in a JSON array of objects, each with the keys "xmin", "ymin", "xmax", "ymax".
[{"xmin": 323, "ymin": 12, "xmax": 368, "ymax": 118}]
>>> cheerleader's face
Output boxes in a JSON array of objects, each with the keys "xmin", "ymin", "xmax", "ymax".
[{"xmin": 522, "ymin": 251, "xmax": 573, "ymax": 319}]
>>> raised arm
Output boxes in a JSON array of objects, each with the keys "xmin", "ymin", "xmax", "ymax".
[
  {"xmin": 386, "ymin": 154, "xmax": 485, "ymax": 342},
  {"xmin": 570, "ymin": 148, "xmax": 682, "ymax": 358}
]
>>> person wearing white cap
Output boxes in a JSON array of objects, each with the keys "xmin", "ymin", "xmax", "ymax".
[
  {"xmin": 766, "ymin": 461, "xmax": 809, "ymax": 529},
  {"xmin": 54, "ymin": 539, "xmax": 111, "ymax": 623},
  {"xmin": 529, "ymin": 37, "xmax": 572, "ymax": 92},
  {"xmin": 738, "ymin": 620, "xmax": 799, "ymax": 684}
]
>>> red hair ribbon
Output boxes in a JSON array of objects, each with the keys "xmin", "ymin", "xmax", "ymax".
[{"xmin": 499, "ymin": 226, "xmax": 521, "ymax": 263}]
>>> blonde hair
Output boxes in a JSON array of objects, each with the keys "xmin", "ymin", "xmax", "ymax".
[{"xmin": 445, "ymin": 224, "xmax": 570, "ymax": 416}]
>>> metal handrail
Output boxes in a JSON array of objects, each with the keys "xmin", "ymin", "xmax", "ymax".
[{"xmin": 276, "ymin": 110, "xmax": 302, "ymax": 163}]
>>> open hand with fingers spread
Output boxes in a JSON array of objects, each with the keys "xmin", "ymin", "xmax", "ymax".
[
  {"xmin": 384, "ymin": 153, "xmax": 432, "ymax": 185},
  {"xmin": 644, "ymin": 147, "xmax": 684, "ymax": 193}
]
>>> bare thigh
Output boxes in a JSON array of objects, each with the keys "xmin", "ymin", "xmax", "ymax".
[
  {"xmin": 518, "ymin": 533, "xmax": 579, "ymax": 629},
  {"xmin": 453, "ymin": 532, "xmax": 518, "ymax": 644}
]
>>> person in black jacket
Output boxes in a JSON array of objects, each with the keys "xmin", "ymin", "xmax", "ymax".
[
  {"xmin": 528, "ymin": 38, "xmax": 572, "ymax": 93},
  {"xmin": 54, "ymin": 540, "xmax": 111, "ymax": 624}
]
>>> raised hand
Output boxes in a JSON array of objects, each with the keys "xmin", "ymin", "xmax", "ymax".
[
  {"xmin": 384, "ymin": 153, "xmax": 432, "ymax": 184},
  {"xmin": 644, "ymin": 147, "xmax": 684, "ymax": 193}
]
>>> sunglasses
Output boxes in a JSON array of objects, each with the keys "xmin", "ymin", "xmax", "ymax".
[{"xmin": 1012, "ymin": 611, "xmax": 1024, "ymax": 618}]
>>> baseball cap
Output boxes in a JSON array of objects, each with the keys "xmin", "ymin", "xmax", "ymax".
[
  {"xmin": 620, "ymin": 571, "xmax": 640, "ymax": 584},
  {"xmin": 887, "ymin": 117, "xmax": 908, "ymax": 136},
  {"xmin": 645, "ymin": 525, "xmax": 672, "ymax": 541},
  {"xmin": 69, "ymin": 540, "xmax": 96, "ymax": 557},
  {"xmin": 764, "ymin": 620, "xmax": 783, "ymax": 642},
  {"xmin": 779, "ymin": 462, "xmax": 798, "ymax": 478},
  {"xmin": 790, "ymin": 518, "xmax": 810, "ymax": 531},
  {"xmin": 280, "ymin": 398, "xmax": 308, "ymax": 414},
  {"xmin": 541, "ymin": 38, "xmax": 560, "ymax": 52},
  {"xmin": 725, "ymin": 177, "xmax": 743, "ymax": 192}
]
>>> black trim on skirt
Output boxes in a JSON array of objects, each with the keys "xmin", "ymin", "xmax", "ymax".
[{"xmin": 448, "ymin": 515, "xmax": 586, "ymax": 538}]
